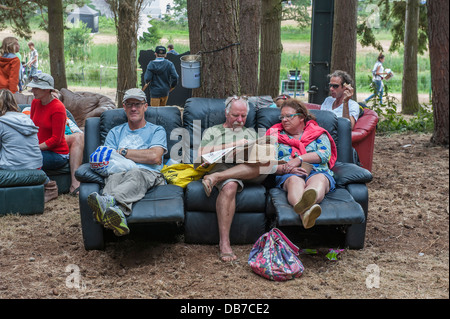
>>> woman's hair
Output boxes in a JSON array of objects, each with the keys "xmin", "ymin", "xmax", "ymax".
[
  {"xmin": 0, "ymin": 89, "xmax": 20, "ymax": 116},
  {"xmin": 378, "ymin": 53, "xmax": 385, "ymax": 61},
  {"xmin": 1, "ymin": 37, "xmax": 18, "ymax": 55},
  {"xmin": 280, "ymin": 98, "xmax": 316, "ymax": 123}
]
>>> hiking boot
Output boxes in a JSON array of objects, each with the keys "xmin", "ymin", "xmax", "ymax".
[
  {"xmin": 87, "ymin": 192, "xmax": 116, "ymax": 224},
  {"xmin": 103, "ymin": 205, "xmax": 130, "ymax": 236}
]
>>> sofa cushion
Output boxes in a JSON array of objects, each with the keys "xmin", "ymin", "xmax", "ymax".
[
  {"xmin": 269, "ymin": 188, "xmax": 365, "ymax": 227},
  {"xmin": 332, "ymin": 162, "xmax": 373, "ymax": 187},
  {"xmin": 99, "ymin": 107, "xmax": 182, "ymax": 160},
  {"xmin": 0, "ymin": 169, "xmax": 47, "ymax": 187}
]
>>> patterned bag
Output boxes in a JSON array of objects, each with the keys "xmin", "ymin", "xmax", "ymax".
[{"xmin": 248, "ymin": 228, "xmax": 304, "ymax": 281}]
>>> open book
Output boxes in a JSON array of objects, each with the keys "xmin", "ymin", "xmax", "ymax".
[{"xmin": 195, "ymin": 136, "xmax": 285, "ymax": 168}]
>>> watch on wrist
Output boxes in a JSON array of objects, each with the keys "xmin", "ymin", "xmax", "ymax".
[{"xmin": 120, "ymin": 148, "xmax": 128, "ymax": 157}]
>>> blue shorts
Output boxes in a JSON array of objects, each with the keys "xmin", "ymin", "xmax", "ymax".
[{"xmin": 274, "ymin": 170, "xmax": 336, "ymax": 192}]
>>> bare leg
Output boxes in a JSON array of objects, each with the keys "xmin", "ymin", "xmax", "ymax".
[
  {"xmin": 65, "ymin": 132, "xmax": 84, "ymax": 194},
  {"xmin": 305, "ymin": 174, "xmax": 330, "ymax": 204},
  {"xmin": 203, "ymin": 163, "xmax": 263, "ymax": 189},
  {"xmin": 216, "ymin": 181, "xmax": 239, "ymax": 261}
]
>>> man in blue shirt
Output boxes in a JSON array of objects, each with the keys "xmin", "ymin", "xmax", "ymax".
[
  {"xmin": 144, "ymin": 45, "xmax": 179, "ymax": 107},
  {"xmin": 87, "ymin": 88, "xmax": 167, "ymax": 236}
]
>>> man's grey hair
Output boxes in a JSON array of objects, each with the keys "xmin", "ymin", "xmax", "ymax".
[
  {"xmin": 328, "ymin": 70, "xmax": 353, "ymax": 86},
  {"xmin": 224, "ymin": 96, "xmax": 250, "ymax": 115}
]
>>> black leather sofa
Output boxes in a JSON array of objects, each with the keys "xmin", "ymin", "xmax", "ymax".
[{"xmin": 75, "ymin": 97, "xmax": 373, "ymax": 250}]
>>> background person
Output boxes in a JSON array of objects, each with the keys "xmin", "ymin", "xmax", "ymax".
[
  {"xmin": 144, "ymin": 45, "xmax": 179, "ymax": 107},
  {"xmin": 26, "ymin": 41, "xmax": 39, "ymax": 77},
  {"xmin": 365, "ymin": 53, "xmax": 387, "ymax": 104},
  {"xmin": 0, "ymin": 37, "xmax": 21, "ymax": 94},
  {"xmin": 167, "ymin": 44, "xmax": 179, "ymax": 55},
  {"xmin": 266, "ymin": 98, "xmax": 337, "ymax": 229}
]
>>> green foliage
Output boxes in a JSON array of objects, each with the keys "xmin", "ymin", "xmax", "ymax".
[
  {"xmin": 64, "ymin": 21, "xmax": 93, "ymax": 61},
  {"xmin": 365, "ymin": 80, "xmax": 434, "ymax": 134},
  {"xmin": 139, "ymin": 19, "xmax": 163, "ymax": 46}
]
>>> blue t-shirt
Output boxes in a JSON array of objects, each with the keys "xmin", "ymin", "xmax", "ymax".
[{"xmin": 104, "ymin": 121, "xmax": 167, "ymax": 172}]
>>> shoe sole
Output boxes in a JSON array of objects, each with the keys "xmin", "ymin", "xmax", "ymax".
[
  {"xmin": 87, "ymin": 193, "xmax": 104, "ymax": 224},
  {"xmin": 103, "ymin": 208, "xmax": 130, "ymax": 236},
  {"xmin": 294, "ymin": 188, "xmax": 317, "ymax": 216},
  {"xmin": 302, "ymin": 204, "xmax": 322, "ymax": 229}
]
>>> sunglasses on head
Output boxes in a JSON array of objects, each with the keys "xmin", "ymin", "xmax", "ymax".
[
  {"xmin": 275, "ymin": 95, "xmax": 290, "ymax": 101},
  {"xmin": 226, "ymin": 95, "xmax": 248, "ymax": 107}
]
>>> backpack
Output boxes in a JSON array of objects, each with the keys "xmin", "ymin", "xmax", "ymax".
[{"xmin": 248, "ymin": 228, "xmax": 304, "ymax": 281}]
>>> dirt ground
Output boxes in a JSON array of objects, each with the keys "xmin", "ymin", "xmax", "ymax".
[{"xmin": 0, "ymin": 132, "xmax": 448, "ymax": 301}]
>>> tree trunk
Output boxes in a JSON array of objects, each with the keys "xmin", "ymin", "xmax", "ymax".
[
  {"xmin": 197, "ymin": 0, "xmax": 240, "ymax": 98},
  {"xmin": 187, "ymin": 0, "xmax": 202, "ymax": 97},
  {"xmin": 239, "ymin": 0, "xmax": 261, "ymax": 96},
  {"xmin": 402, "ymin": 0, "xmax": 420, "ymax": 114},
  {"xmin": 427, "ymin": 0, "xmax": 449, "ymax": 146},
  {"xmin": 115, "ymin": 0, "xmax": 141, "ymax": 105},
  {"xmin": 258, "ymin": 0, "xmax": 282, "ymax": 97},
  {"xmin": 331, "ymin": 0, "xmax": 357, "ymax": 98},
  {"xmin": 47, "ymin": 0, "xmax": 67, "ymax": 90}
]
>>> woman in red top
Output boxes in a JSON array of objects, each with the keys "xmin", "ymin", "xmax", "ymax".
[{"xmin": 28, "ymin": 73, "xmax": 69, "ymax": 170}]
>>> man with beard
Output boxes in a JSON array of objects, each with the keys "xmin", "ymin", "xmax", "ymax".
[
  {"xmin": 320, "ymin": 70, "xmax": 360, "ymax": 129},
  {"xmin": 199, "ymin": 96, "xmax": 271, "ymax": 262}
]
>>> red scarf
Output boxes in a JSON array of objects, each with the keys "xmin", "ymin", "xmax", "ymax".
[{"xmin": 265, "ymin": 120, "xmax": 337, "ymax": 168}]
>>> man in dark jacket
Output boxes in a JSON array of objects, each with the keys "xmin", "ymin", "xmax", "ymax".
[{"xmin": 144, "ymin": 46, "xmax": 179, "ymax": 106}]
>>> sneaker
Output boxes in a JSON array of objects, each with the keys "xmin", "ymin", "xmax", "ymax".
[
  {"xmin": 301, "ymin": 204, "xmax": 322, "ymax": 229},
  {"xmin": 87, "ymin": 192, "xmax": 116, "ymax": 224},
  {"xmin": 294, "ymin": 188, "xmax": 317, "ymax": 216},
  {"xmin": 103, "ymin": 206, "xmax": 130, "ymax": 236}
]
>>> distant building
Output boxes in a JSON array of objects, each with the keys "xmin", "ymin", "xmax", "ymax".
[{"xmin": 67, "ymin": 4, "xmax": 100, "ymax": 33}]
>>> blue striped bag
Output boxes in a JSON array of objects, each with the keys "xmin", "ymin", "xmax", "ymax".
[
  {"xmin": 89, "ymin": 146, "xmax": 137, "ymax": 177},
  {"xmin": 248, "ymin": 228, "xmax": 304, "ymax": 281}
]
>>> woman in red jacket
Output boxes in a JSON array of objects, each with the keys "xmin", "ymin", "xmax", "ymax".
[
  {"xmin": 0, "ymin": 37, "xmax": 20, "ymax": 94},
  {"xmin": 28, "ymin": 73, "xmax": 69, "ymax": 170}
]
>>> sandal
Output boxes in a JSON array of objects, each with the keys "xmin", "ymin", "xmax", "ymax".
[
  {"xmin": 202, "ymin": 178, "xmax": 213, "ymax": 197},
  {"xmin": 69, "ymin": 186, "xmax": 80, "ymax": 197},
  {"xmin": 294, "ymin": 188, "xmax": 317, "ymax": 216},
  {"xmin": 219, "ymin": 252, "xmax": 237, "ymax": 262}
]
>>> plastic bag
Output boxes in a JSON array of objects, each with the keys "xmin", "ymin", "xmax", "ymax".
[
  {"xmin": 89, "ymin": 146, "xmax": 137, "ymax": 177},
  {"xmin": 248, "ymin": 228, "xmax": 304, "ymax": 281},
  {"xmin": 161, "ymin": 163, "xmax": 213, "ymax": 188}
]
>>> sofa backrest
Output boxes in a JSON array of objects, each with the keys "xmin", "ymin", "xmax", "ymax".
[
  {"xmin": 181, "ymin": 98, "xmax": 353, "ymax": 164},
  {"xmin": 97, "ymin": 107, "xmax": 182, "ymax": 161}
]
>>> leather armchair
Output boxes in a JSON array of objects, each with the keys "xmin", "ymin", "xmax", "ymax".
[
  {"xmin": 75, "ymin": 107, "xmax": 185, "ymax": 250},
  {"xmin": 304, "ymin": 103, "xmax": 379, "ymax": 172}
]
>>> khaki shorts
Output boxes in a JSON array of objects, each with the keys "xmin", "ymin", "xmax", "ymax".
[
  {"xmin": 208, "ymin": 163, "xmax": 267, "ymax": 193},
  {"xmin": 150, "ymin": 96, "xmax": 169, "ymax": 107}
]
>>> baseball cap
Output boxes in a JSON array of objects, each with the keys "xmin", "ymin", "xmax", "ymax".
[
  {"xmin": 27, "ymin": 73, "xmax": 55, "ymax": 90},
  {"xmin": 122, "ymin": 88, "xmax": 147, "ymax": 103},
  {"xmin": 155, "ymin": 46, "xmax": 167, "ymax": 54}
]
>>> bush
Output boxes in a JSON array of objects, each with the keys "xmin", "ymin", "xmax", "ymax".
[{"xmin": 64, "ymin": 21, "xmax": 93, "ymax": 61}]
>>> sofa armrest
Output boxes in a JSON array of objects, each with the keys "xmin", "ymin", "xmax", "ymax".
[
  {"xmin": 332, "ymin": 162, "xmax": 373, "ymax": 187},
  {"xmin": 75, "ymin": 163, "xmax": 105, "ymax": 186},
  {"xmin": 0, "ymin": 169, "xmax": 47, "ymax": 187},
  {"xmin": 352, "ymin": 109, "xmax": 378, "ymax": 144}
]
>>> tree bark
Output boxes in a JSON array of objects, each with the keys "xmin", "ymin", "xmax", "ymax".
[
  {"xmin": 402, "ymin": 0, "xmax": 420, "ymax": 114},
  {"xmin": 258, "ymin": 0, "xmax": 282, "ymax": 97},
  {"xmin": 197, "ymin": 0, "xmax": 240, "ymax": 98},
  {"xmin": 47, "ymin": 0, "xmax": 67, "ymax": 90},
  {"xmin": 427, "ymin": 0, "xmax": 449, "ymax": 146},
  {"xmin": 331, "ymin": 0, "xmax": 357, "ymax": 98},
  {"xmin": 239, "ymin": 0, "xmax": 261, "ymax": 96},
  {"xmin": 187, "ymin": 0, "xmax": 202, "ymax": 97}
]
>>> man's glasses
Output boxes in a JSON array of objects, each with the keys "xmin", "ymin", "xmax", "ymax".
[
  {"xmin": 328, "ymin": 83, "xmax": 341, "ymax": 89},
  {"xmin": 226, "ymin": 95, "xmax": 248, "ymax": 107},
  {"xmin": 279, "ymin": 113, "xmax": 302, "ymax": 121},
  {"xmin": 124, "ymin": 102, "xmax": 145, "ymax": 108}
]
